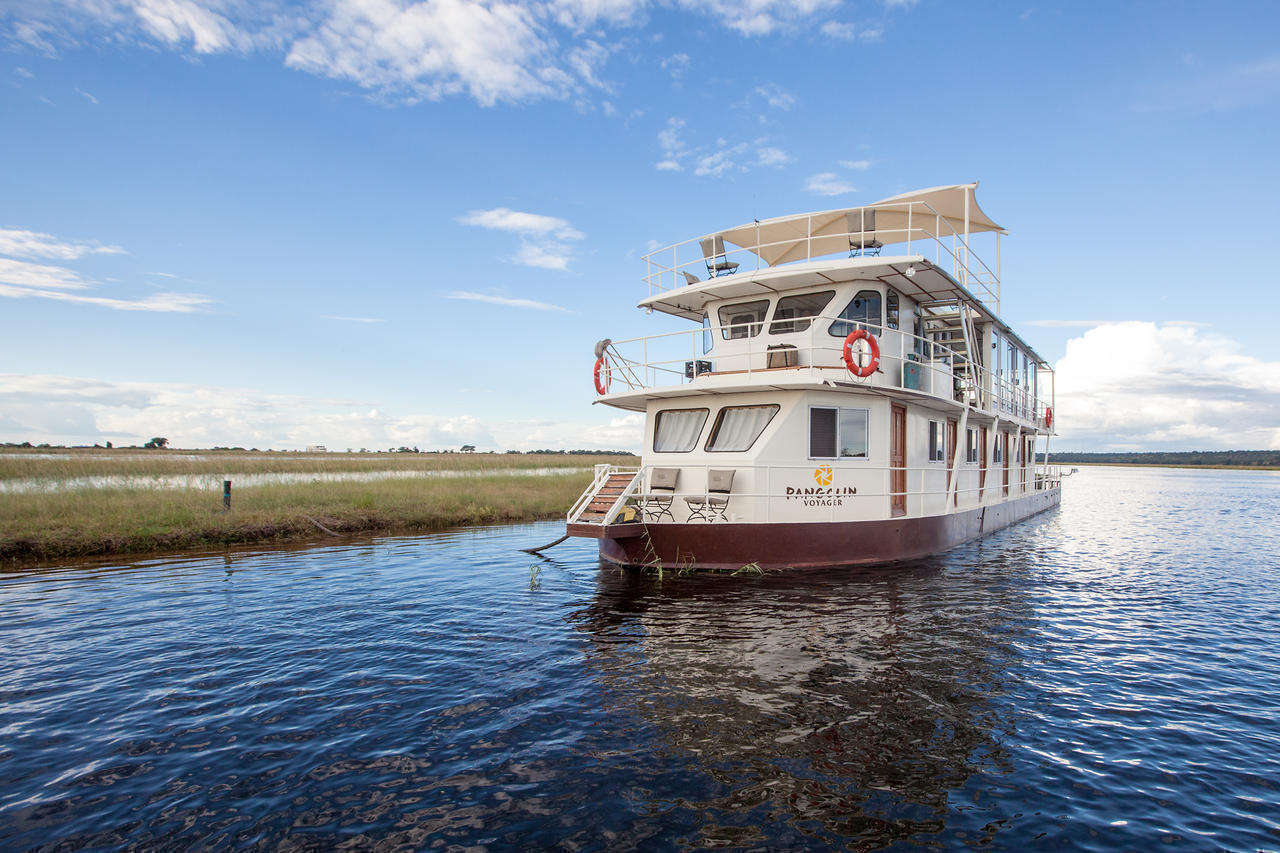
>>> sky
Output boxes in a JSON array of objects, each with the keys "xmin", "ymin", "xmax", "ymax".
[{"xmin": 1, "ymin": 0, "xmax": 1279, "ymax": 452}]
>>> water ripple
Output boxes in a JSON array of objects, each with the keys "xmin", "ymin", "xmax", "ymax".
[{"xmin": 1, "ymin": 467, "xmax": 1278, "ymax": 849}]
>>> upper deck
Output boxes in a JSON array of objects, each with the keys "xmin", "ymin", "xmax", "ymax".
[
  {"xmin": 594, "ymin": 184, "xmax": 1054, "ymax": 432},
  {"xmin": 642, "ymin": 183, "xmax": 1006, "ymax": 314}
]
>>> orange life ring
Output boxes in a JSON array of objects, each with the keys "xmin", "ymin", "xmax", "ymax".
[
  {"xmin": 842, "ymin": 329, "xmax": 880, "ymax": 378},
  {"xmin": 1044, "ymin": 407, "xmax": 1053, "ymax": 429},
  {"xmin": 593, "ymin": 356, "xmax": 611, "ymax": 395}
]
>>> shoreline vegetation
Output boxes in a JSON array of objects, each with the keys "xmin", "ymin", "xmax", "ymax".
[
  {"xmin": 1048, "ymin": 450, "xmax": 1280, "ymax": 468},
  {"xmin": 0, "ymin": 450, "xmax": 634, "ymax": 567}
]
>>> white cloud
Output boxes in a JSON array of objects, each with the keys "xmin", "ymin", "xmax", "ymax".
[
  {"xmin": 74, "ymin": 87, "xmax": 98, "ymax": 103},
  {"xmin": 0, "ymin": 257, "xmax": 93, "ymax": 290},
  {"xmin": 753, "ymin": 82, "xmax": 795, "ymax": 110},
  {"xmin": 755, "ymin": 146, "xmax": 790, "ymax": 166},
  {"xmin": 1136, "ymin": 53, "xmax": 1280, "ymax": 113},
  {"xmin": 0, "ymin": 373, "xmax": 641, "ymax": 451},
  {"xmin": 1053, "ymin": 322, "xmax": 1280, "ymax": 450},
  {"xmin": 458, "ymin": 206, "xmax": 583, "ymax": 270},
  {"xmin": 0, "ymin": 227, "xmax": 209, "ymax": 312},
  {"xmin": 820, "ymin": 20, "xmax": 882, "ymax": 40},
  {"xmin": 445, "ymin": 290, "xmax": 572, "ymax": 312},
  {"xmin": 805, "ymin": 172, "xmax": 856, "ymax": 195},
  {"xmin": 323, "ymin": 315, "xmax": 385, "ymax": 323},
  {"xmin": 838, "ymin": 158, "xmax": 872, "ymax": 170},
  {"xmin": 14, "ymin": 67, "xmax": 34, "ymax": 79},
  {"xmin": 3, "ymin": 0, "xmax": 876, "ymax": 107},
  {"xmin": 654, "ymin": 159, "xmax": 681, "ymax": 172},
  {"xmin": 0, "ymin": 228, "xmax": 126, "ymax": 260},
  {"xmin": 694, "ymin": 140, "xmax": 749, "ymax": 177},
  {"xmin": 660, "ymin": 51, "xmax": 689, "ymax": 78}
]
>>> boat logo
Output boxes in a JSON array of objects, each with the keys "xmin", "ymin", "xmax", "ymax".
[{"xmin": 813, "ymin": 465, "xmax": 833, "ymax": 486}]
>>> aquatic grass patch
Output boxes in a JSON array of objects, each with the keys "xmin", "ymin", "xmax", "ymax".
[{"xmin": 0, "ymin": 471, "xmax": 595, "ymax": 566}]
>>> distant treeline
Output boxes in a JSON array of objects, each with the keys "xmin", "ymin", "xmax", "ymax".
[{"xmin": 1050, "ymin": 450, "xmax": 1280, "ymax": 467}]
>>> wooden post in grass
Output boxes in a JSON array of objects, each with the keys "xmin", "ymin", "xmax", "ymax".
[{"xmin": 223, "ymin": 479, "xmax": 231, "ymax": 511}]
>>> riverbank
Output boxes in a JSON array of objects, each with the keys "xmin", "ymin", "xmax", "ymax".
[
  {"xmin": 1064, "ymin": 461, "xmax": 1280, "ymax": 471},
  {"xmin": 0, "ymin": 470, "xmax": 598, "ymax": 567}
]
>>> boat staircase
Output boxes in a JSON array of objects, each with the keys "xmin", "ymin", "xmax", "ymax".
[
  {"xmin": 566, "ymin": 466, "xmax": 644, "ymax": 536},
  {"xmin": 922, "ymin": 301, "xmax": 985, "ymax": 409}
]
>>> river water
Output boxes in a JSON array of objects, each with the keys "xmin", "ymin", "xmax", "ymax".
[{"xmin": 1, "ymin": 466, "xmax": 1278, "ymax": 849}]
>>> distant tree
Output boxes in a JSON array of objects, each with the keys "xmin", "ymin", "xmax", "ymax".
[
  {"xmin": 460, "ymin": 444, "xmax": 476, "ymax": 453},
  {"xmin": 144, "ymin": 437, "xmax": 169, "ymax": 449},
  {"xmin": 105, "ymin": 441, "xmax": 113, "ymax": 449}
]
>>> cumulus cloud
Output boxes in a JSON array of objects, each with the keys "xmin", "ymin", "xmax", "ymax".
[
  {"xmin": 656, "ymin": 118, "xmax": 788, "ymax": 178},
  {"xmin": 3, "ymin": 0, "xmax": 885, "ymax": 107},
  {"xmin": 1053, "ymin": 322, "xmax": 1280, "ymax": 450},
  {"xmin": 0, "ymin": 373, "xmax": 641, "ymax": 450},
  {"xmin": 752, "ymin": 82, "xmax": 795, "ymax": 110},
  {"xmin": 805, "ymin": 172, "xmax": 856, "ymax": 195},
  {"xmin": 445, "ymin": 290, "xmax": 571, "ymax": 312},
  {"xmin": 0, "ymin": 228, "xmax": 126, "ymax": 260},
  {"xmin": 838, "ymin": 158, "xmax": 872, "ymax": 170},
  {"xmin": 458, "ymin": 206, "xmax": 583, "ymax": 270}
]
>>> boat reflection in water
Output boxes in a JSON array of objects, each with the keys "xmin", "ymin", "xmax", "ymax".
[{"xmin": 567, "ymin": 554, "xmax": 1035, "ymax": 846}]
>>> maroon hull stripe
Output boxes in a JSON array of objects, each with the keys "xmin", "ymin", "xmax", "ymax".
[{"xmin": 599, "ymin": 488, "xmax": 1061, "ymax": 570}]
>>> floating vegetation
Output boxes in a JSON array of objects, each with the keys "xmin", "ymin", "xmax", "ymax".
[{"xmin": 528, "ymin": 563, "xmax": 543, "ymax": 590}]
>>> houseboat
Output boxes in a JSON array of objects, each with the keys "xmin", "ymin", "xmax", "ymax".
[{"xmin": 566, "ymin": 183, "xmax": 1062, "ymax": 570}]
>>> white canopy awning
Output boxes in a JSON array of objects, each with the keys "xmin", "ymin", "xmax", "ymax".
[{"xmin": 715, "ymin": 183, "xmax": 1004, "ymax": 267}]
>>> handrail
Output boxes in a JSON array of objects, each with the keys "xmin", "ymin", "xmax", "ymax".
[
  {"xmin": 641, "ymin": 199, "xmax": 1003, "ymax": 312},
  {"xmin": 597, "ymin": 309, "xmax": 1052, "ymax": 427}
]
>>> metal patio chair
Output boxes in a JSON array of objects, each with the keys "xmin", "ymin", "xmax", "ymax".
[
  {"xmin": 847, "ymin": 210, "xmax": 883, "ymax": 257},
  {"xmin": 700, "ymin": 236, "xmax": 739, "ymax": 277},
  {"xmin": 684, "ymin": 469, "xmax": 735, "ymax": 522},
  {"xmin": 638, "ymin": 467, "xmax": 679, "ymax": 523}
]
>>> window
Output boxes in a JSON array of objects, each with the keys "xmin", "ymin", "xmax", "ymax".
[
  {"xmin": 886, "ymin": 290, "xmax": 900, "ymax": 331},
  {"xmin": 913, "ymin": 315, "xmax": 930, "ymax": 360},
  {"xmin": 768, "ymin": 290, "xmax": 834, "ymax": 334},
  {"xmin": 1009, "ymin": 344, "xmax": 1019, "ymax": 385},
  {"xmin": 706, "ymin": 404, "xmax": 778, "ymax": 452},
  {"xmin": 828, "ymin": 289, "xmax": 882, "ymax": 337},
  {"xmin": 809, "ymin": 407, "xmax": 869, "ymax": 459},
  {"xmin": 701, "ymin": 314, "xmax": 712, "ymax": 354},
  {"xmin": 653, "ymin": 408, "xmax": 709, "ymax": 452},
  {"xmin": 966, "ymin": 428, "xmax": 978, "ymax": 463},
  {"xmin": 928, "ymin": 420, "xmax": 945, "ymax": 462},
  {"xmin": 994, "ymin": 434, "xmax": 1004, "ymax": 463},
  {"xmin": 719, "ymin": 300, "xmax": 769, "ymax": 340}
]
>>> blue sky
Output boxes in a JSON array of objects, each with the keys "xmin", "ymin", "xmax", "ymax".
[{"xmin": 2, "ymin": 0, "xmax": 1279, "ymax": 451}]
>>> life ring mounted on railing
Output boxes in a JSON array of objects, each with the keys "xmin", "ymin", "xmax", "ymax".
[
  {"xmin": 842, "ymin": 329, "xmax": 880, "ymax": 378},
  {"xmin": 593, "ymin": 356, "xmax": 612, "ymax": 395},
  {"xmin": 1044, "ymin": 407, "xmax": 1053, "ymax": 429}
]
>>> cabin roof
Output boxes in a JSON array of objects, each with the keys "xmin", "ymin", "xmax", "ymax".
[
  {"xmin": 636, "ymin": 255, "xmax": 1047, "ymax": 365},
  {"xmin": 707, "ymin": 183, "xmax": 1003, "ymax": 267}
]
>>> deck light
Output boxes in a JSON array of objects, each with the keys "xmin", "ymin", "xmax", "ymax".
[{"xmin": 905, "ymin": 265, "xmax": 916, "ymax": 278}]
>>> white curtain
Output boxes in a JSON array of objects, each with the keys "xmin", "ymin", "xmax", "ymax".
[
  {"xmin": 709, "ymin": 405, "xmax": 777, "ymax": 451},
  {"xmin": 654, "ymin": 409, "xmax": 708, "ymax": 452}
]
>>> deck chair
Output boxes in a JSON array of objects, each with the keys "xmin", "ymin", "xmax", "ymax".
[
  {"xmin": 847, "ymin": 210, "xmax": 883, "ymax": 257},
  {"xmin": 682, "ymin": 271, "xmax": 701, "ymax": 286},
  {"xmin": 638, "ymin": 467, "xmax": 679, "ymax": 523},
  {"xmin": 684, "ymin": 469, "xmax": 734, "ymax": 522},
  {"xmin": 700, "ymin": 236, "xmax": 739, "ymax": 277}
]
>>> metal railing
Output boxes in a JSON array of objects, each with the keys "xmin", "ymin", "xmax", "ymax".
[
  {"xmin": 641, "ymin": 200, "xmax": 1002, "ymax": 312},
  {"xmin": 575, "ymin": 461, "xmax": 1064, "ymax": 526},
  {"xmin": 596, "ymin": 313, "xmax": 1050, "ymax": 428}
]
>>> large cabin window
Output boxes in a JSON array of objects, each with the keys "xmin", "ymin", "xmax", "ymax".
[
  {"xmin": 705, "ymin": 404, "xmax": 778, "ymax": 452},
  {"xmin": 768, "ymin": 290, "xmax": 835, "ymax": 334},
  {"xmin": 719, "ymin": 300, "xmax": 769, "ymax": 340},
  {"xmin": 809, "ymin": 407, "xmax": 869, "ymax": 459},
  {"xmin": 828, "ymin": 289, "xmax": 882, "ymax": 337},
  {"xmin": 652, "ymin": 408, "xmax": 709, "ymax": 452}
]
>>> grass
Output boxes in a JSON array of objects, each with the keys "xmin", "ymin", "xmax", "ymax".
[
  {"xmin": 0, "ymin": 470, "xmax": 600, "ymax": 567},
  {"xmin": 0, "ymin": 449, "xmax": 631, "ymax": 482}
]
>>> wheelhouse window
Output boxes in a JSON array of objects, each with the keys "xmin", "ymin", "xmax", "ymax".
[
  {"xmin": 966, "ymin": 428, "xmax": 978, "ymax": 463},
  {"xmin": 886, "ymin": 290, "xmax": 900, "ymax": 331},
  {"xmin": 809, "ymin": 407, "xmax": 869, "ymax": 459},
  {"xmin": 701, "ymin": 314, "xmax": 712, "ymax": 354},
  {"xmin": 828, "ymin": 289, "xmax": 882, "ymax": 337},
  {"xmin": 928, "ymin": 420, "xmax": 945, "ymax": 462},
  {"xmin": 706, "ymin": 404, "xmax": 778, "ymax": 452},
  {"xmin": 768, "ymin": 290, "xmax": 835, "ymax": 334},
  {"xmin": 652, "ymin": 408, "xmax": 709, "ymax": 453},
  {"xmin": 719, "ymin": 300, "xmax": 769, "ymax": 340}
]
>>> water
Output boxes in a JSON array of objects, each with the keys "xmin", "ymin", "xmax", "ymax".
[{"xmin": 1, "ymin": 466, "xmax": 1278, "ymax": 849}]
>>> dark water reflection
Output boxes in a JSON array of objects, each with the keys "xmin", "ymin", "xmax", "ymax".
[{"xmin": 2, "ymin": 467, "xmax": 1279, "ymax": 849}]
